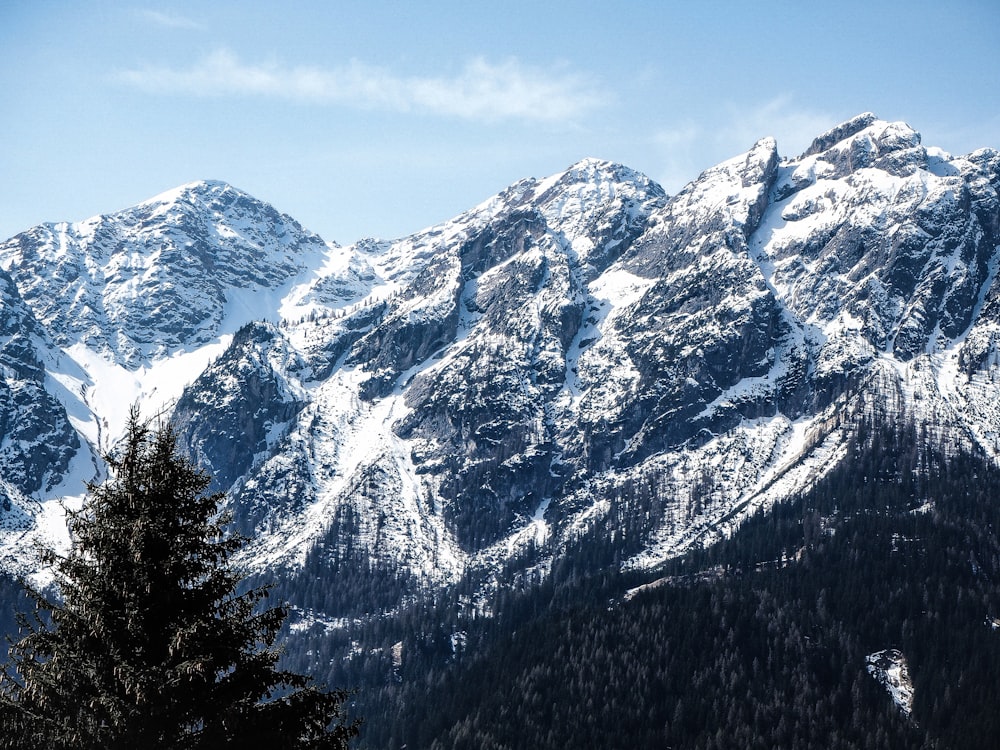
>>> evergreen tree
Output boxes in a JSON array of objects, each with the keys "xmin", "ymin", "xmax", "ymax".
[{"xmin": 0, "ymin": 409, "xmax": 358, "ymax": 749}]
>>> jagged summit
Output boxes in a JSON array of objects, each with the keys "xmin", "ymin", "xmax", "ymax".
[
  {"xmin": 801, "ymin": 112, "xmax": 882, "ymax": 157},
  {"xmin": 790, "ymin": 113, "xmax": 923, "ymax": 181},
  {"xmin": 540, "ymin": 156, "xmax": 664, "ymax": 191},
  {"xmin": 132, "ymin": 180, "xmax": 310, "ymax": 232},
  {"xmin": 142, "ymin": 177, "xmax": 233, "ymax": 197},
  {"xmin": 137, "ymin": 178, "xmax": 233, "ymax": 205}
]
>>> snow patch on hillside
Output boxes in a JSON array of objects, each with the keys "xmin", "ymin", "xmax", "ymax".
[
  {"xmin": 237, "ymin": 364, "xmax": 465, "ymax": 584},
  {"xmin": 867, "ymin": 649, "xmax": 915, "ymax": 718},
  {"xmin": 624, "ymin": 410, "xmax": 848, "ymax": 571}
]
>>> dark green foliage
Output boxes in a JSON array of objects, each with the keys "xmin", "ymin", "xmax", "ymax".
[
  {"xmin": 334, "ymin": 421, "xmax": 1000, "ymax": 749},
  {"xmin": 0, "ymin": 575, "xmax": 28, "ymax": 646},
  {"xmin": 0, "ymin": 410, "xmax": 358, "ymax": 749}
]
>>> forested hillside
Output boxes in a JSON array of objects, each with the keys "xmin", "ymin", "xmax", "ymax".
[{"xmin": 305, "ymin": 421, "xmax": 1000, "ymax": 749}]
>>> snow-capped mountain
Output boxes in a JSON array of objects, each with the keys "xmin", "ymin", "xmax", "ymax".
[
  {"xmin": 1, "ymin": 114, "xmax": 998, "ymax": 613},
  {"xmin": 0, "ymin": 180, "xmax": 333, "ymax": 367}
]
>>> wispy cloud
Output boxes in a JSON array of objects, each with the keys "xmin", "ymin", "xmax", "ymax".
[
  {"xmin": 117, "ymin": 50, "xmax": 606, "ymax": 123},
  {"xmin": 137, "ymin": 9, "xmax": 204, "ymax": 30}
]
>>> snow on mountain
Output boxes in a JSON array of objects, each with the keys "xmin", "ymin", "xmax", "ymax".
[
  {"xmin": 0, "ymin": 268, "xmax": 81, "ymax": 498},
  {"xmin": 605, "ymin": 114, "xmax": 1000, "ymax": 569},
  {"xmin": 1, "ymin": 115, "xmax": 999, "ymax": 616},
  {"xmin": 175, "ymin": 158, "xmax": 668, "ymax": 586},
  {"xmin": 0, "ymin": 265, "xmax": 86, "ymax": 577},
  {"xmin": 0, "ymin": 181, "xmax": 341, "ymax": 569},
  {"xmin": 866, "ymin": 649, "xmax": 915, "ymax": 718},
  {"xmin": 0, "ymin": 180, "xmax": 334, "ymax": 367}
]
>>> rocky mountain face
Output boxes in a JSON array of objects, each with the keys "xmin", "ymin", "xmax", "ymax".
[
  {"xmin": 0, "ymin": 269, "xmax": 79, "ymax": 507},
  {"xmin": 0, "ymin": 114, "xmax": 999, "ymax": 618},
  {"xmin": 0, "ymin": 180, "xmax": 332, "ymax": 367}
]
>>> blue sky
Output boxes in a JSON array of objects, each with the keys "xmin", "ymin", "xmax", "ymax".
[{"xmin": 2, "ymin": 1, "xmax": 999, "ymax": 245}]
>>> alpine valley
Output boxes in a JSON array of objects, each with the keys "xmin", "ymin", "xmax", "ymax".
[{"xmin": 2, "ymin": 114, "xmax": 1000, "ymax": 748}]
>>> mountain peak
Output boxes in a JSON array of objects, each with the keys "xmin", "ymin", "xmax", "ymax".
[
  {"xmin": 136, "ymin": 179, "xmax": 267, "ymax": 216},
  {"xmin": 139, "ymin": 178, "xmax": 225, "ymax": 203},
  {"xmin": 537, "ymin": 157, "xmax": 661, "ymax": 192},
  {"xmin": 798, "ymin": 113, "xmax": 921, "ymax": 162},
  {"xmin": 677, "ymin": 135, "xmax": 778, "ymax": 200},
  {"xmin": 526, "ymin": 158, "xmax": 667, "ymax": 214},
  {"xmin": 801, "ymin": 113, "xmax": 881, "ymax": 157},
  {"xmin": 0, "ymin": 181, "xmax": 332, "ymax": 367},
  {"xmin": 567, "ymin": 156, "xmax": 615, "ymax": 171}
]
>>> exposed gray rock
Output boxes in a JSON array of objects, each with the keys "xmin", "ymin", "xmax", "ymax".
[
  {"xmin": 0, "ymin": 270, "xmax": 79, "ymax": 496},
  {"xmin": 173, "ymin": 321, "xmax": 304, "ymax": 493},
  {"xmin": 0, "ymin": 181, "xmax": 330, "ymax": 367},
  {"xmin": 1, "ymin": 114, "xmax": 999, "ymax": 614}
]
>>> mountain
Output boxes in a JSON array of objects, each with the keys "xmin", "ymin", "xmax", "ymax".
[
  {"xmin": 1, "ymin": 113, "xmax": 999, "ymax": 747},
  {"xmin": 0, "ymin": 258, "xmax": 88, "ymax": 573},
  {"xmin": 1, "ymin": 112, "xmax": 999, "ymax": 593},
  {"xmin": 167, "ymin": 114, "xmax": 1000, "ymax": 598},
  {"xmin": 0, "ymin": 180, "xmax": 332, "ymax": 366}
]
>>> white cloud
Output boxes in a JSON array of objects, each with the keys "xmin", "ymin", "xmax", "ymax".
[
  {"xmin": 117, "ymin": 50, "xmax": 606, "ymax": 123},
  {"xmin": 137, "ymin": 9, "xmax": 204, "ymax": 30}
]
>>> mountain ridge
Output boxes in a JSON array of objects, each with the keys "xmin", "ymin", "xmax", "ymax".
[{"xmin": 0, "ymin": 113, "xmax": 997, "ymax": 606}]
